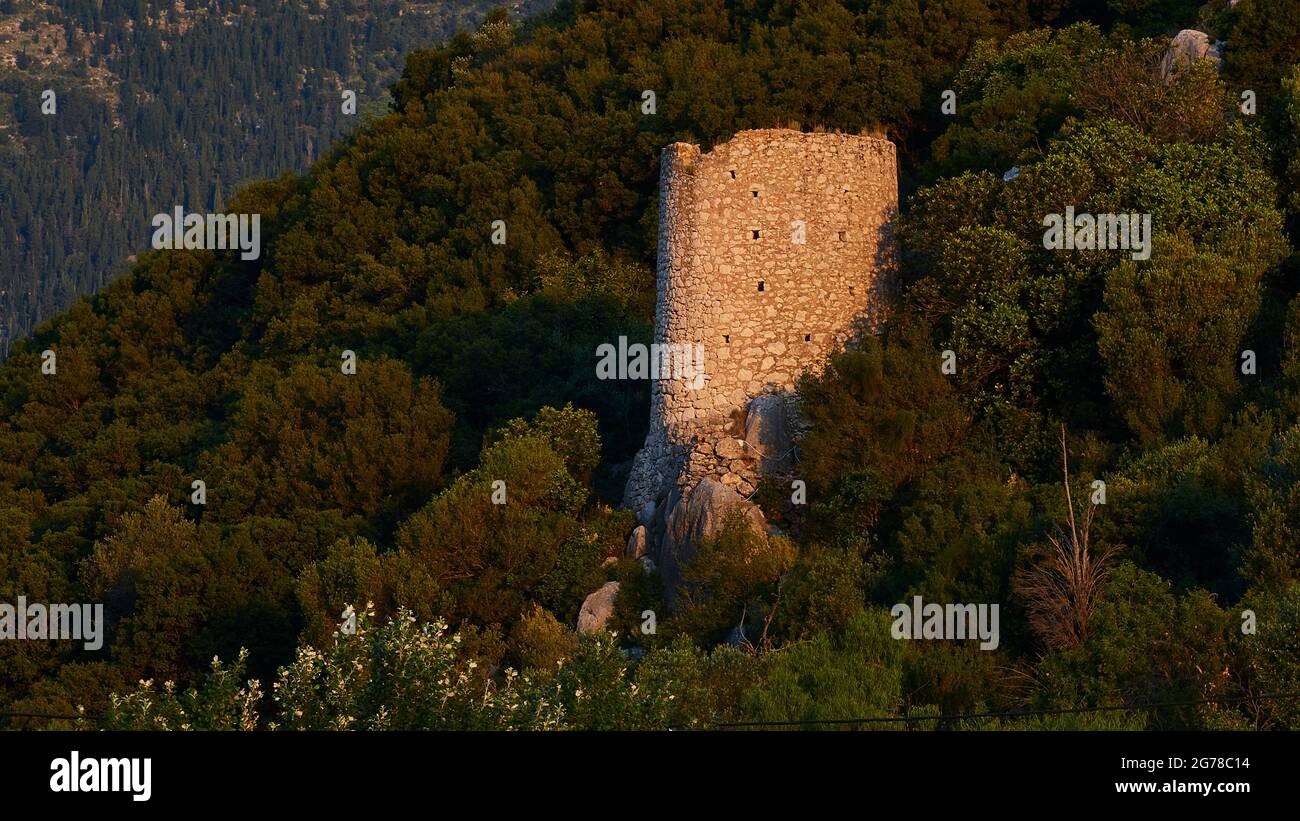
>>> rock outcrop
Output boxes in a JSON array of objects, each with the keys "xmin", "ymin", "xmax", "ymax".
[
  {"xmin": 576, "ymin": 581, "xmax": 621, "ymax": 634},
  {"xmin": 625, "ymin": 525, "xmax": 649, "ymax": 559},
  {"xmin": 659, "ymin": 477, "xmax": 767, "ymax": 607},
  {"xmin": 743, "ymin": 393, "xmax": 794, "ymax": 474},
  {"xmin": 1159, "ymin": 30, "xmax": 1223, "ymax": 80}
]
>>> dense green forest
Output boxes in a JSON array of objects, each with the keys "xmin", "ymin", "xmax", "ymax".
[
  {"xmin": 3, "ymin": 0, "xmax": 1300, "ymax": 730},
  {"xmin": 0, "ymin": 0, "xmax": 535, "ymax": 356}
]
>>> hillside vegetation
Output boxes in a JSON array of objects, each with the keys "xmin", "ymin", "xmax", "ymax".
[
  {"xmin": 0, "ymin": 0, "xmax": 537, "ymax": 354},
  {"xmin": 3, "ymin": 0, "xmax": 1300, "ymax": 730}
]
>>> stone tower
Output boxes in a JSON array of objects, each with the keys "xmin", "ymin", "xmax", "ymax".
[{"xmin": 623, "ymin": 128, "xmax": 899, "ymax": 515}]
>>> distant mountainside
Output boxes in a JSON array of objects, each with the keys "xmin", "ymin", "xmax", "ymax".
[{"xmin": 0, "ymin": 0, "xmax": 550, "ymax": 356}]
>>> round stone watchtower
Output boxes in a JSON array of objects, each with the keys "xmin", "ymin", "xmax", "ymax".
[{"xmin": 623, "ymin": 128, "xmax": 899, "ymax": 514}]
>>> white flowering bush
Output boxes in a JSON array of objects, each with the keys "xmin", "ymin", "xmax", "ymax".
[
  {"xmin": 102, "ymin": 649, "xmax": 262, "ymax": 731},
  {"xmin": 273, "ymin": 604, "xmax": 676, "ymax": 730},
  {"xmin": 273, "ymin": 604, "xmax": 550, "ymax": 730},
  {"xmin": 102, "ymin": 605, "xmax": 693, "ymax": 730}
]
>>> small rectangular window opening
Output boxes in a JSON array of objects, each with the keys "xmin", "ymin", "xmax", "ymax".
[
  {"xmin": 804, "ymin": 334, "xmax": 811, "ymax": 342},
  {"xmin": 751, "ymin": 229, "xmax": 761, "ymax": 240},
  {"xmin": 729, "ymin": 169, "xmax": 736, "ymax": 179},
  {"xmin": 757, "ymin": 281, "xmax": 765, "ymax": 292}
]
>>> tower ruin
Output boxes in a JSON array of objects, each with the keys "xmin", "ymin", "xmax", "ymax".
[{"xmin": 624, "ymin": 128, "xmax": 899, "ymax": 514}]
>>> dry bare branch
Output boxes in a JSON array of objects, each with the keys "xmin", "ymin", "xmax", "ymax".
[{"xmin": 1016, "ymin": 426, "xmax": 1118, "ymax": 649}]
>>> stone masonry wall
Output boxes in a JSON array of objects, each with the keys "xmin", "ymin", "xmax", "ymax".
[{"xmin": 623, "ymin": 129, "xmax": 899, "ymax": 513}]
